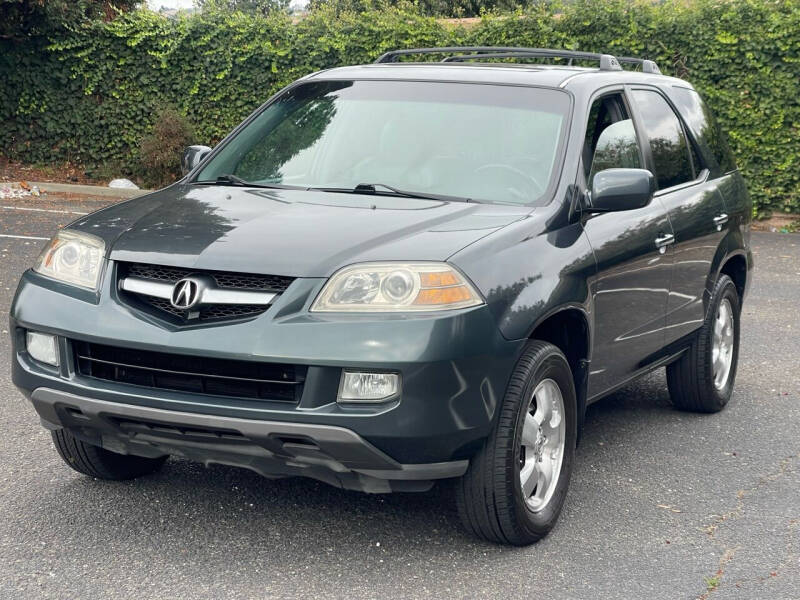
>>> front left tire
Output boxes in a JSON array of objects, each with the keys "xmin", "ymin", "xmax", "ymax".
[
  {"xmin": 51, "ymin": 429, "xmax": 167, "ymax": 480},
  {"xmin": 455, "ymin": 340, "xmax": 577, "ymax": 545}
]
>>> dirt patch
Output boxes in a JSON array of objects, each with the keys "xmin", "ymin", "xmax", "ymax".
[
  {"xmin": 1, "ymin": 188, "xmax": 127, "ymax": 214},
  {"xmin": 0, "ymin": 157, "xmax": 101, "ymax": 186},
  {"xmin": 26, "ymin": 191, "xmax": 123, "ymax": 205},
  {"xmin": 752, "ymin": 214, "xmax": 799, "ymax": 233}
]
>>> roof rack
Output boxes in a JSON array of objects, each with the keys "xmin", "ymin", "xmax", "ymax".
[
  {"xmin": 373, "ymin": 46, "xmax": 661, "ymax": 74},
  {"xmin": 617, "ymin": 56, "xmax": 661, "ymax": 74}
]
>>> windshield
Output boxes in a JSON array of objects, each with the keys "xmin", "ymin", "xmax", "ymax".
[{"xmin": 195, "ymin": 80, "xmax": 570, "ymax": 205}]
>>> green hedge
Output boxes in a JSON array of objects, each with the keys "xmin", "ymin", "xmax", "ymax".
[{"xmin": 1, "ymin": 0, "xmax": 799, "ymax": 215}]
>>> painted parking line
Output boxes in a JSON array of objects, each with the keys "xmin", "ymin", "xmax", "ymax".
[
  {"xmin": 1, "ymin": 205, "xmax": 88, "ymax": 216},
  {"xmin": 0, "ymin": 234, "xmax": 49, "ymax": 241}
]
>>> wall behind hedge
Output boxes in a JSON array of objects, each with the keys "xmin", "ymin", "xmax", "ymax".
[{"xmin": 1, "ymin": 0, "xmax": 798, "ymax": 215}]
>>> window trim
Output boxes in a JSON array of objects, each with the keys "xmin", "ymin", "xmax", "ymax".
[
  {"xmin": 653, "ymin": 167, "xmax": 710, "ymax": 198},
  {"xmin": 625, "ymin": 84, "xmax": 707, "ymax": 194}
]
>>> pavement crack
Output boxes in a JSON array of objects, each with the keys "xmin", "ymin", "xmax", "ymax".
[
  {"xmin": 733, "ymin": 517, "xmax": 799, "ymax": 589},
  {"xmin": 696, "ymin": 453, "xmax": 799, "ymax": 598},
  {"xmin": 697, "ymin": 547, "xmax": 737, "ymax": 599},
  {"xmin": 702, "ymin": 453, "xmax": 798, "ymax": 537}
]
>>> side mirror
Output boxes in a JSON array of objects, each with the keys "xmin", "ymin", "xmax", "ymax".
[
  {"xmin": 181, "ymin": 145, "xmax": 212, "ymax": 176},
  {"xmin": 588, "ymin": 168, "xmax": 655, "ymax": 213}
]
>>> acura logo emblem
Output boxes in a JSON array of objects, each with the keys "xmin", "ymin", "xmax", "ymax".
[{"xmin": 171, "ymin": 278, "xmax": 202, "ymax": 309}]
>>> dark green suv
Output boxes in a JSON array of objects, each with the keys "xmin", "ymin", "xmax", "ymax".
[{"xmin": 11, "ymin": 47, "xmax": 752, "ymax": 545}]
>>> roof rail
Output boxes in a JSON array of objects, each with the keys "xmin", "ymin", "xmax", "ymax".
[
  {"xmin": 374, "ymin": 47, "xmax": 660, "ymax": 74},
  {"xmin": 617, "ymin": 56, "xmax": 661, "ymax": 74}
]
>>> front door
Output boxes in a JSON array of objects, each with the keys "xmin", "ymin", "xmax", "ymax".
[{"xmin": 579, "ymin": 92, "xmax": 674, "ymax": 398}]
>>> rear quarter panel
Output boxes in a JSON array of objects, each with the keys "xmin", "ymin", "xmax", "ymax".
[{"xmin": 709, "ymin": 171, "xmax": 753, "ymax": 301}]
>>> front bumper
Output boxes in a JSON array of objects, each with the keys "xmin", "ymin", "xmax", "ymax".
[
  {"xmin": 12, "ymin": 268, "xmax": 524, "ymax": 491},
  {"xmin": 31, "ymin": 388, "xmax": 467, "ymax": 492}
]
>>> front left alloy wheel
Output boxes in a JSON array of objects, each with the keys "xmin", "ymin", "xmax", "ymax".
[{"xmin": 455, "ymin": 340, "xmax": 577, "ymax": 545}]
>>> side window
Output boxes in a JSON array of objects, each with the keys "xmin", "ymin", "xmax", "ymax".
[
  {"xmin": 631, "ymin": 89, "xmax": 695, "ymax": 190},
  {"xmin": 670, "ymin": 86, "xmax": 736, "ymax": 175},
  {"xmin": 584, "ymin": 94, "xmax": 642, "ymax": 186},
  {"xmin": 590, "ymin": 120, "xmax": 642, "ymax": 182}
]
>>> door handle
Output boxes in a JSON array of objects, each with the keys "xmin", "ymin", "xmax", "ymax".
[
  {"xmin": 713, "ymin": 213, "xmax": 729, "ymax": 231},
  {"xmin": 654, "ymin": 233, "xmax": 675, "ymax": 254}
]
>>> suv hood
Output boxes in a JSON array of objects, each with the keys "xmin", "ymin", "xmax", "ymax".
[{"xmin": 71, "ymin": 185, "xmax": 528, "ymax": 277}]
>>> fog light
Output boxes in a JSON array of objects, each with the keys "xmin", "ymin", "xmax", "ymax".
[
  {"xmin": 26, "ymin": 331, "xmax": 59, "ymax": 366},
  {"xmin": 338, "ymin": 371, "xmax": 399, "ymax": 403}
]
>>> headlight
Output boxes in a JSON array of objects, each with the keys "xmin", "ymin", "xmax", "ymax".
[
  {"xmin": 34, "ymin": 230, "xmax": 106, "ymax": 290},
  {"xmin": 311, "ymin": 262, "xmax": 483, "ymax": 312}
]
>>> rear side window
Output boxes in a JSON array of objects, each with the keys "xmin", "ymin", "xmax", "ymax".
[
  {"xmin": 631, "ymin": 89, "xmax": 695, "ymax": 190},
  {"xmin": 670, "ymin": 87, "xmax": 736, "ymax": 175}
]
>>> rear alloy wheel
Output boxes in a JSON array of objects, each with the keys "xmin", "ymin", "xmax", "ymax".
[
  {"xmin": 711, "ymin": 298, "xmax": 735, "ymax": 391},
  {"xmin": 667, "ymin": 274, "xmax": 741, "ymax": 413},
  {"xmin": 52, "ymin": 429, "xmax": 167, "ymax": 480},
  {"xmin": 455, "ymin": 340, "xmax": 577, "ymax": 545}
]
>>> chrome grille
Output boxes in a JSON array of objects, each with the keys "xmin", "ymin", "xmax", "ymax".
[
  {"xmin": 125, "ymin": 263, "xmax": 293, "ymax": 292},
  {"xmin": 144, "ymin": 296, "xmax": 266, "ymax": 320},
  {"xmin": 118, "ymin": 262, "xmax": 294, "ymax": 324}
]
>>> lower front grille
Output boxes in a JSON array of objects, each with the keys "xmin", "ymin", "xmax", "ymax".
[
  {"xmin": 114, "ymin": 418, "xmax": 249, "ymax": 442},
  {"xmin": 74, "ymin": 341, "xmax": 304, "ymax": 403}
]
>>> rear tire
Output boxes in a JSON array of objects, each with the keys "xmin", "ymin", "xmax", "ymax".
[
  {"xmin": 455, "ymin": 340, "xmax": 577, "ymax": 545},
  {"xmin": 666, "ymin": 274, "xmax": 740, "ymax": 413},
  {"xmin": 51, "ymin": 429, "xmax": 167, "ymax": 480}
]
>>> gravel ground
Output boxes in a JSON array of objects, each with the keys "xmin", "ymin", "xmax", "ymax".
[{"xmin": 0, "ymin": 196, "xmax": 797, "ymax": 599}]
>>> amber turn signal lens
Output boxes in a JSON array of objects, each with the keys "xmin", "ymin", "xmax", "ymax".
[
  {"xmin": 419, "ymin": 271, "xmax": 460, "ymax": 288},
  {"xmin": 414, "ymin": 286, "xmax": 473, "ymax": 305}
]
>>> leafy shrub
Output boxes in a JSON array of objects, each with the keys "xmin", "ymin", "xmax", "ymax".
[
  {"xmin": 0, "ymin": 0, "xmax": 798, "ymax": 214},
  {"xmin": 196, "ymin": 0, "xmax": 290, "ymax": 16},
  {"xmin": 138, "ymin": 107, "xmax": 194, "ymax": 189},
  {"xmin": 0, "ymin": 0, "xmax": 140, "ymax": 37}
]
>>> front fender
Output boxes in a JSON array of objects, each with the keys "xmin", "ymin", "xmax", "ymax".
[{"xmin": 449, "ymin": 218, "xmax": 596, "ymax": 342}]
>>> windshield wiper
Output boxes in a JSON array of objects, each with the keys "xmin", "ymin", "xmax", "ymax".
[
  {"xmin": 215, "ymin": 173, "xmax": 254, "ymax": 186},
  {"xmin": 194, "ymin": 174, "xmax": 302, "ymax": 190},
  {"xmin": 311, "ymin": 183, "xmax": 475, "ymax": 203}
]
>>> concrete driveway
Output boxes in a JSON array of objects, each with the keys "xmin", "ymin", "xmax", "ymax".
[{"xmin": 0, "ymin": 195, "xmax": 797, "ymax": 599}]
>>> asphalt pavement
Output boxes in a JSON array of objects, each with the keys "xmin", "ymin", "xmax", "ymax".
[{"xmin": 0, "ymin": 195, "xmax": 797, "ymax": 599}]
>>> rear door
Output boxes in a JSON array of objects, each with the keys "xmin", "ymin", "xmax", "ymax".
[
  {"xmin": 579, "ymin": 92, "xmax": 674, "ymax": 398},
  {"xmin": 629, "ymin": 87, "xmax": 729, "ymax": 345}
]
